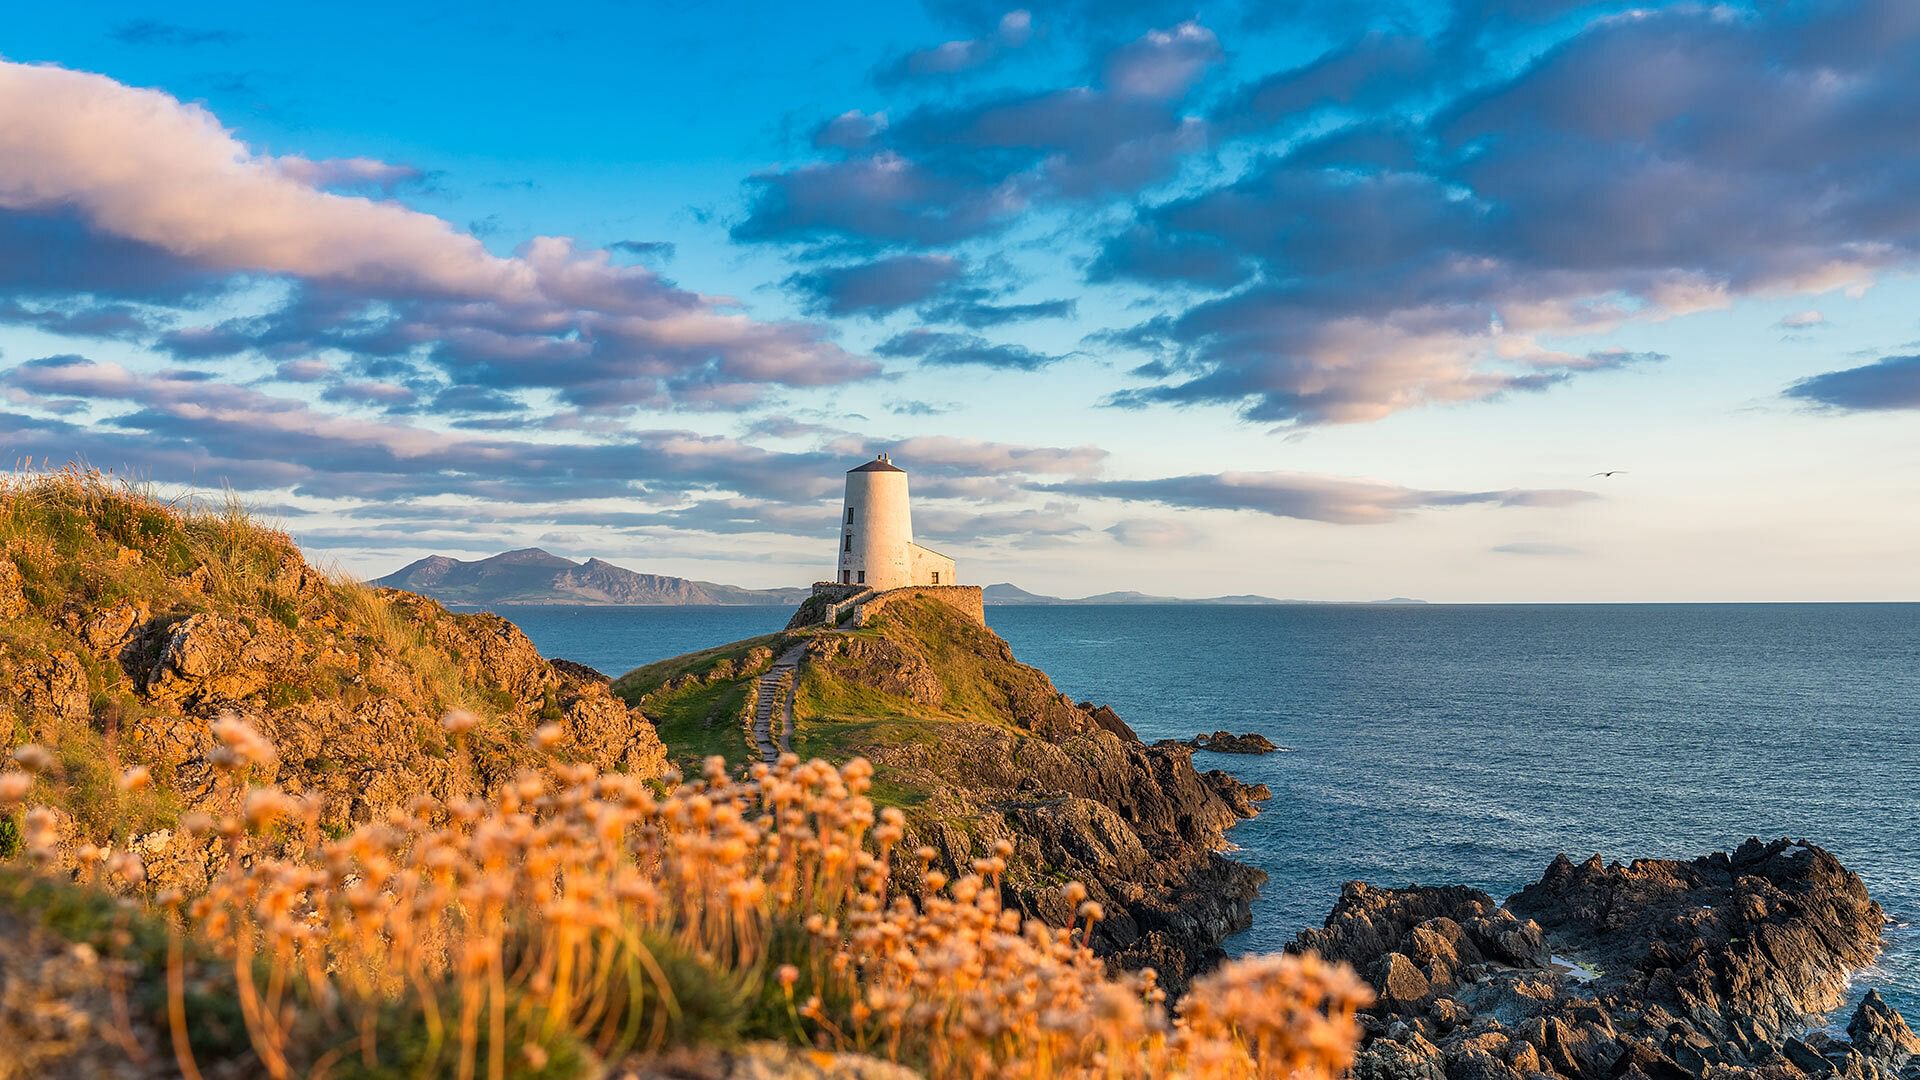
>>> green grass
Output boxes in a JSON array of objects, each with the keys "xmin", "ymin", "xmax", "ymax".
[
  {"xmin": 611, "ymin": 634, "xmax": 787, "ymax": 704},
  {"xmin": 647, "ymin": 678, "xmax": 755, "ymax": 768}
]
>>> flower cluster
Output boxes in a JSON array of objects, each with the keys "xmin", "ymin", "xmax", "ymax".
[{"xmin": 2, "ymin": 716, "xmax": 1370, "ymax": 1079}]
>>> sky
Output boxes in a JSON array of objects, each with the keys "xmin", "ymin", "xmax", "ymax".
[{"xmin": 2, "ymin": 0, "xmax": 1917, "ymax": 602}]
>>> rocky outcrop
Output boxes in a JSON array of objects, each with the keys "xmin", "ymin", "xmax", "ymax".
[
  {"xmin": 144, "ymin": 612, "xmax": 299, "ymax": 705},
  {"xmin": 1183, "ymin": 730, "xmax": 1281, "ymax": 754},
  {"xmin": 1293, "ymin": 840, "xmax": 1905, "ymax": 1080},
  {"xmin": 792, "ymin": 593, "xmax": 1270, "ymax": 994},
  {"xmin": 1849, "ymin": 991, "xmax": 1920, "ymax": 1072}
]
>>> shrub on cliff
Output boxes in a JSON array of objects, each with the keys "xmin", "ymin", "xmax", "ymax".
[{"xmin": 1, "ymin": 720, "xmax": 1370, "ymax": 1079}]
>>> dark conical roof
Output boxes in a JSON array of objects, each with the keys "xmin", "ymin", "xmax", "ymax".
[{"xmin": 849, "ymin": 454, "xmax": 905, "ymax": 473}]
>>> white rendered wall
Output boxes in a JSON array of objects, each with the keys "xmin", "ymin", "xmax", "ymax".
[
  {"xmin": 908, "ymin": 543, "xmax": 955, "ymax": 586},
  {"xmin": 839, "ymin": 469, "xmax": 913, "ymax": 590}
]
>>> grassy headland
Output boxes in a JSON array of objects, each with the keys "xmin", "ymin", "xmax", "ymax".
[{"xmin": 0, "ymin": 469, "xmax": 1366, "ymax": 1079}]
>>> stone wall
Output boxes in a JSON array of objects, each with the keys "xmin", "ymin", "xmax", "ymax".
[
  {"xmin": 786, "ymin": 582, "xmax": 873, "ymax": 629},
  {"xmin": 851, "ymin": 585, "xmax": 985, "ymax": 628}
]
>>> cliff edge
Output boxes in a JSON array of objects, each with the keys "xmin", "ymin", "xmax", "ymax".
[{"xmin": 615, "ymin": 590, "xmax": 1269, "ymax": 993}]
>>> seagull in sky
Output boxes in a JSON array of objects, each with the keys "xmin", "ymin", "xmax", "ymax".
[{"xmin": 1590, "ymin": 470, "xmax": 1628, "ymax": 477}]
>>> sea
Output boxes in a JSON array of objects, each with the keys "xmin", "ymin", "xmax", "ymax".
[{"xmin": 498, "ymin": 602, "xmax": 1920, "ymax": 1026}]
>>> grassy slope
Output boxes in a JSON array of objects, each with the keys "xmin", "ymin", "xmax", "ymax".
[
  {"xmin": 611, "ymin": 633, "xmax": 787, "ymax": 769},
  {"xmin": 619, "ymin": 596, "xmax": 1042, "ymax": 807},
  {"xmin": 0, "ymin": 470, "xmax": 610, "ymax": 844}
]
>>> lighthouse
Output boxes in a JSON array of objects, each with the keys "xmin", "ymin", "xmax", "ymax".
[{"xmin": 836, "ymin": 454, "xmax": 955, "ymax": 591}]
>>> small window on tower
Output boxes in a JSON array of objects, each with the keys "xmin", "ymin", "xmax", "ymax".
[
  {"xmin": 841, "ymin": 570, "xmax": 850, "ymax": 584},
  {"xmin": 843, "ymin": 532, "xmax": 852, "ymax": 552},
  {"xmin": 846, "ymin": 507, "xmax": 854, "ymax": 523},
  {"xmin": 931, "ymin": 571, "xmax": 940, "ymax": 584},
  {"xmin": 857, "ymin": 571, "xmax": 865, "ymax": 584}
]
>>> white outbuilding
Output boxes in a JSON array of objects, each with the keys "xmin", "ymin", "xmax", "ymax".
[{"xmin": 836, "ymin": 454, "xmax": 955, "ymax": 590}]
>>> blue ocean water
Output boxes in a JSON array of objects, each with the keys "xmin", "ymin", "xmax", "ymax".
[{"xmin": 499, "ymin": 602, "xmax": 1920, "ymax": 1025}]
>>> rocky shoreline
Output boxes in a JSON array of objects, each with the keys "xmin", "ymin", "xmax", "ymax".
[{"xmin": 1289, "ymin": 838, "xmax": 1914, "ymax": 1080}]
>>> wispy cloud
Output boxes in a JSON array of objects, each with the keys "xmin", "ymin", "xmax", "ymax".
[{"xmin": 1048, "ymin": 470, "xmax": 1595, "ymax": 525}]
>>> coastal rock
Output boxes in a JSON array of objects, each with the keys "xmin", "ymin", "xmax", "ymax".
[
  {"xmin": 1373, "ymin": 952, "xmax": 1434, "ymax": 1012},
  {"xmin": 1185, "ymin": 730, "xmax": 1280, "ymax": 754},
  {"xmin": 549, "ymin": 657, "xmax": 610, "ymax": 683},
  {"xmin": 792, "ymin": 593, "xmax": 1270, "ymax": 995},
  {"xmin": 1293, "ymin": 840, "xmax": 1895, "ymax": 1080},
  {"xmin": 1848, "ymin": 991, "xmax": 1920, "ymax": 1070}
]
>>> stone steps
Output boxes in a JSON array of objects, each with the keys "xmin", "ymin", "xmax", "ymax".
[{"xmin": 751, "ymin": 644, "xmax": 807, "ymax": 765}]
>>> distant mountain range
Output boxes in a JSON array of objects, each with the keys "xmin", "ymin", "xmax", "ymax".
[
  {"xmin": 373, "ymin": 548, "xmax": 813, "ymax": 606},
  {"xmin": 981, "ymin": 583, "xmax": 1427, "ymax": 606},
  {"xmin": 372, "ymin": 549, "xmax": 1427, "ymax": 608}
]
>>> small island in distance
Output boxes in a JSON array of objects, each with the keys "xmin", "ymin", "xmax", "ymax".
[{"xmin": 374, "ymin": 548, "xmax": 1427, "ymax": 607}]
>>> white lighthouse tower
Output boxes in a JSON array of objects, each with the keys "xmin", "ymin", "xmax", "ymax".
[{"xmin": 836, "ymin": 454, "xmax": 954, "ymax": 590}]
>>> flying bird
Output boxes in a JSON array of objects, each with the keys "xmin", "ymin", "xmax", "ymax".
[{"xmin": 1590, "ymin": 470, "xmax": 1628, "ymax": 477}]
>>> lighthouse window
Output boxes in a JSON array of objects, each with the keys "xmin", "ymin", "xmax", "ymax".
[
  {"xmin": 857, "ymin": 571, "xmax": 865, "ymax": 584},
  {"xmin": 932, "ymin": 571, "xmax": 940, "ymax": 584},
  {"xmin": 843, "ymin": 532, "xmax": 852, "ymax": 552},
  {"xmin": 846, "ymin": 507, "xmax": 854, "ymax": 523}
]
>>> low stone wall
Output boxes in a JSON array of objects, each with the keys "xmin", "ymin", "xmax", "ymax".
[
  {"xmin": 787, "ymin": 582, "xmax": 873, "ymax": 629},
  {"xmin": 851, "ymin": 585, "xmax": 985, "ymax": 628}
]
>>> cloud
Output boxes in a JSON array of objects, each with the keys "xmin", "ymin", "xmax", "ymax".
[
  {"xmin": 1048, "ymin": 470, "xmax": 1595, "ymax": 524},
  {"xmin": 274, "ymin": 359, "xmax": 335, "ymax": 382},
  {"xmin": 1491, "ymin": 541, "xmax": 1582, "ymax": 557},
  {"xmin": 1105, "ymin": 517, "xmax": 1197, "ymax": 547},
  {"xmin": 0, "ymin": 60, "xmax": 875, "ymax": 410},
  {"xmin": 0, "ymin": 298, "xmax": 150, "ymax": 340},
  {"xmin": 879, "ymin": 434, "xmax": 1106, "ymax": 478},
  {"xmin": 1102, "ymin": 22, "xmax": 1222, "ymax": 100},
  {"xmin": 875, "ymin": 329, "xmax": 1064, "ymax": 370},
  {"xmin": 735, "ymin": 21, "xmax": 1220, "ymax": 249},
  {"xmin": 610, "ymin": 240, "xmax": 676, "ymax": 261},
  {"xmin": 1776, "ymin": 309, "xmax": 1826, "ymax": 330},
  {"xmin": 890, "ymin": 399, "xmax": 957, "ymax": 416},
  {"xmin": 1783, "ymin": 354, "xmax": 1920, "ymax": 412},
  {"xmin": 0, "ymin": 357, "xmax": 1105, "ymax": 521},
  {"xmin": 920, "ymin": 296, "xmax": 1076, "ymax": 328},
  {"xmin": 876, "ymin": 9, "xmax": 1033, "ymax": 84},
  {"xmin": 271, "ymin": 156, "xmax": 427, "ymax": 195},
  {"xmin": 785, "ymin": 254, "xmax": 965, "ymax": 317},
  {"xmin": 1214, "ymin": 31, "xmax": 1435, "ymax": 132},
  {"xmin": 1091, "ymin": 1, "xmax": 1920, "ymax": 426}
]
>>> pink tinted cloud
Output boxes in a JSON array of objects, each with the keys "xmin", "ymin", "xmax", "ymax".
[{"xmin": 0, "ymin": 60, "xmax": 876, "ymax": 401}]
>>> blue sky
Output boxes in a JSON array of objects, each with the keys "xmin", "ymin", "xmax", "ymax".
[{"xmin": 2, "ymin": 0, "xmax": 1917, "ymax": 600}]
